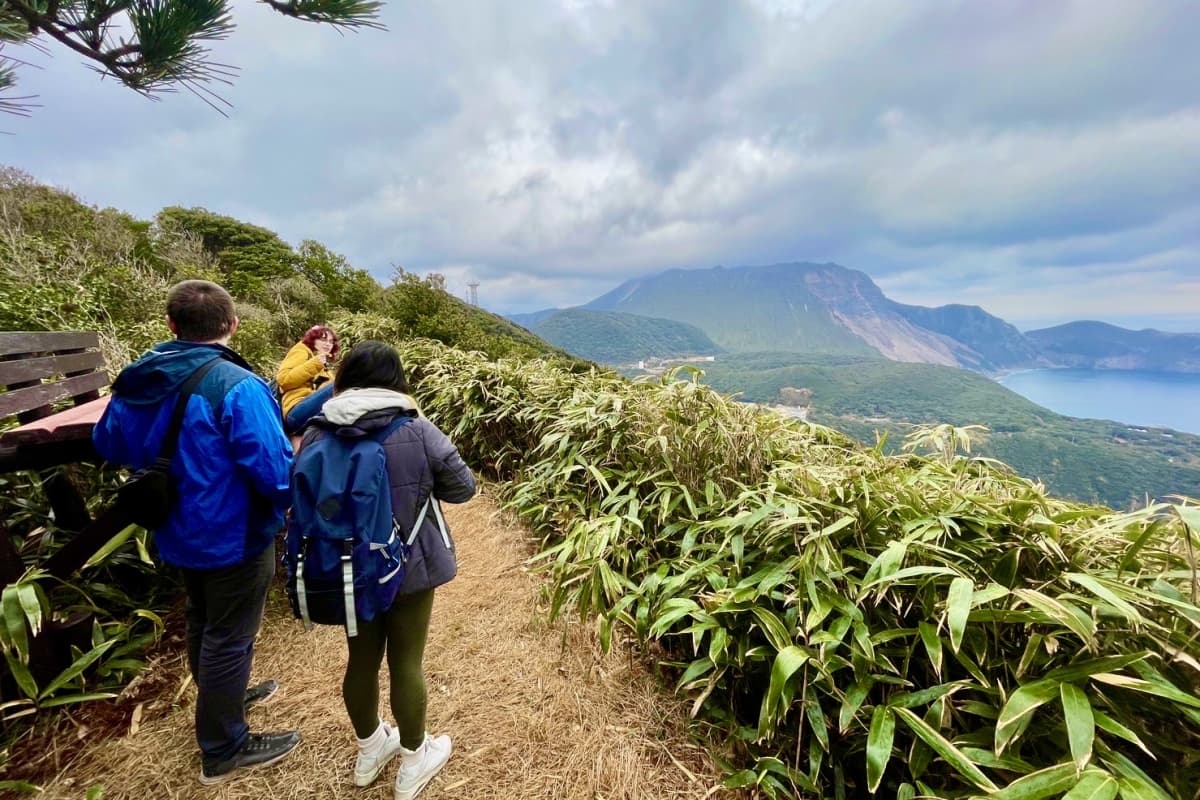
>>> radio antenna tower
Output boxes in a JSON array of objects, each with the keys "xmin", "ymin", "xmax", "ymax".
[{"xmin": 467, "ymin": 281, "xmax": 479, "ymax": 306}]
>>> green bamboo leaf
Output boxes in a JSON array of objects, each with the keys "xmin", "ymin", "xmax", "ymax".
[
  {"xmin": 820, "ymin": 516, "xmax": 855, "ymax": 537},
  {"xmin": 1061, "ymin": 770, "xmax": 1118, "ymax": 800},
  {"xmin": 1045, "ymin": 652, "xmax": 1152, "ymax": 683},
  {"xmin": 649, "ymin": 598, "xmax": 700, "ymax": 636},
  {"xmin": 1092, "ymin": 710, "xmax": 1152, "ymax": 757},
  {"xmin": 918, "ymin": 622, "xmax": 943, "ymax": 678},
  {"xmin": 893, "ymin": 706, "xmax": 998, "ymax": 792},
  {"xmin": 1014, "ymin": 589, "xmax": 1096, "ymax": 643},
  {"xmin": 995, "ymin": 679, "xmax": 1060, "ymax": 754},
  {"xmin": 1104, "ymin": 751, "xmax": 1172, "ymax": 800},
  {"xmin": 1064, "ymin": 573, "xmax": 1142, "ymax": 622},
  {"xmin": 839, "ymin": 680, "xmax": 873, "ymax": 734},
  {"xmin": 984, "ymin": 762, "xmax": 1079, "ymax": 799},
  {"xmin": 1090, "ymin": 673, "xmax": 1200, "ymax": 709},
  {"xmin": 16, "ymin": 584, "xmax": 42, "ymax": 639},
  {"xmin": 947, "ymin": 577, "xmax": 973, "ymax": 653},
  {"xmin": 852, "ymin": 621, "xmax": 875, "ymax": 661},
  {"xmin": 1060, "ymin": 682, "xmax": 1094, "ymax": 771},
  {"xmin": 3, "ymin": 650, "xmax": 38, "ymax": 699},
  {"xmin": 676, "ymin": 657, "xmax": 714, "ymax": 690},
  {"xmin": 862, "ymin": 540, "xmax": 907, "ymax": 587},
  {"xmin": 806, "ymin": 695, "xmax": 830, "ymax": 752},
  {"xmin": 1016, "ymin": 633, "xmax": 1045, "ymax": 679},
  {"xmin": 971, "ymin": 582, "xmax": 1012, "ymax": 607},
  {"xmin": 750, "ymin": 606, "xmax": 793, "ymax": 653},
  {"xmin": 38, "ymin": 639, "xmax": 116, "ymax": 699},
  {"xmin": 960, "ymin": 747, "xmax": 1036, "ymax": 774},
  {"xmin": 866, "ymin": 706, "xmax": 895, "ymax": 793},
  {"xmin": 37, "ymin": 691, "xmax": 117, "ymax": 708},
  {"xmin": 757, "ymin": 645, "xmax": 809, "ymax": 738},
  {"xmin": 83, "ymin": 523, "xmax": 139, "ymax": 569},
  {"xmin": 887, "ymin": 681, "xmax": 967, "ymax": 709},
  {"xmin": 0, "ymin": 781, "xmax": 42, "ymax": 795},
  {"xmin": 2, "ymin": 589, "xmax": 30, "ymax": 663},
  {"xmin": 863, "ymin": 565, "xmax": 956, "ymax": 589}
]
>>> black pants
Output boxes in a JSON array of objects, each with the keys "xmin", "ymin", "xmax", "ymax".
[{"xmin": 182, "ymin": 542, "xmax": 274, "ymax": 762}]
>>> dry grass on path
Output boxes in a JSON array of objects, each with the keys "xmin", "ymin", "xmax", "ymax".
[{"xmin": 35, "ymin": 491, "xmax": 737, "ymax": 800}]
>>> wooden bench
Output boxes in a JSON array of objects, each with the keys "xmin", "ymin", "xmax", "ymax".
[
  {"xmin": 0, "ymin": 331, "xmax": 115, "ymax": 684},
  {"xmin": 0, "ymin": 331, "xmax": 110, "ymax": 473}
]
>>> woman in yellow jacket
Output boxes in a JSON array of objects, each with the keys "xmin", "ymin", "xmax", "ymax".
[{"xmin": 278, "ymin": 325, "xmax": 341, "ymax": 433}]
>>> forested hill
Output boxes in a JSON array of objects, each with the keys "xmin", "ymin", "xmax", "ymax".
[
  {"xmin": 0, "ymin": 167, "xmax": 570, "ymax": 370},
  {"xmin": 700, "ymin": 351, "xmax": 1200, "ymax": 508},
  {"xmin": 530, "ymin": 308, "xmax": 719, "ymax": 363}
]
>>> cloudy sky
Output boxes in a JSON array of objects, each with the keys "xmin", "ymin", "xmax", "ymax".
[{"xmin": 5, "ymin": 0, "xmax": 1199, "ymax": 330}]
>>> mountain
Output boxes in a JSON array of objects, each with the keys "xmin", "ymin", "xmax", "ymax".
[
  {"xmin": 889, "ymin": 302, "xmax": 1045, "ymax": 370},
  {"xmin": 508, "ymin": 308, "xmax": 562, "ymax": 329},
  {"xmin": 1026, "ymin": 321, "xmax": 1200, "ymax": 373},
  {"xmin": 531, "ymin": 308, "xmax": 719, "ymax": 364},
  {"xmin": 584, "ymin": 262, "xmax": 1039, "ymax": 370}
]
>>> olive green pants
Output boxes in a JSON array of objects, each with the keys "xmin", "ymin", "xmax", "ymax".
[{"xmin": 343, "ymin": 589, "xmax": 434, "ymax": 749}]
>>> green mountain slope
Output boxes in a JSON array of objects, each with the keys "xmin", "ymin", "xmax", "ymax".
[
  {"xmin": 889, "ymin": 301, "xmax": 1043, "ymax": 369},
  {"xmin": 1027, "ymin": 321, "xmax": 1200, "ymax": 373},
  {"xmin": 584, "ymin": 263, "xmax": 878, "ymax": 355},
  {"xmin": 508, "ymin": 308, "xmax": 562, "ymax": 328},
  {"xmin": 532, "ymin": 308, "xmax": 719, "ymax": 363},
  {"xmin": 700, "ymin": 352, "xmax": 1200, "ymax": 508}
]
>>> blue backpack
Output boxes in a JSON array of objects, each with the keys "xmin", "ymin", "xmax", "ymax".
[{"xmin": 285, "ymin": 415, "xmax": 436, "ymax": 636}]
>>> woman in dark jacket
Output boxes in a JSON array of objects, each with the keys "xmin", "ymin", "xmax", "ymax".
[{"xmin": 298, "ymin": 340, "xmax": 475, "ymax": 799}]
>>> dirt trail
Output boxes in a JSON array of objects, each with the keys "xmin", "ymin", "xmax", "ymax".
[{"xmin": 36, "ymin": 491, "xmax": 734, "ymax": 800}]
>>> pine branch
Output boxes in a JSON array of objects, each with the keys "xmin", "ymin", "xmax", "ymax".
[
  {"xmin": 0, "ymin": 0, "xmax": 386, "ymax": 113},
  {"xmin": 260, "ymin": 0, "xmax": 385, "ymax": 30}
]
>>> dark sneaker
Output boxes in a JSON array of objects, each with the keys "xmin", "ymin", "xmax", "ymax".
[
  {"xmin": 244, "ymin": 679, "xmax": 280, "ymax": 711},
  {"xmin": 199, "ymin": 731, "xmax": 301, "ymax": 786}
]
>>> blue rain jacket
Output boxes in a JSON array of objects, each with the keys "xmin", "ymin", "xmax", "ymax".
[{"xmin": 93, "ymin": 340, "xmax": 293, "ymax": 569}]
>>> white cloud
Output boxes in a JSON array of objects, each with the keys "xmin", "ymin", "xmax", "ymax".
[{"xmin": 3, "ymin": 0, "xmax": 1198, "ymax": 325}]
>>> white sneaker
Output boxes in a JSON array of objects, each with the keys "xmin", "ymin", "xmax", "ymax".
[
  {"xmin": 354, "ymin": 722, "xmax": 403, "ymax": 787},
  {"xmin": 394, "ymin": 733, "xmax": 452, "ymax": 800}
]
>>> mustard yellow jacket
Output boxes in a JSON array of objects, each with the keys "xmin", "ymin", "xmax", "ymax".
[{"xmin": 276, "ymin": 341, "xmax": 333, "ymax": 416}]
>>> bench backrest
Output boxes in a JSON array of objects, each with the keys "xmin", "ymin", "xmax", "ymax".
[{"xmin": 0, "ymin": 331, "xmax": 109, "ymax": 425}]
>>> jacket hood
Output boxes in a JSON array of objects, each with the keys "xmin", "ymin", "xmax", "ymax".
[
  {"xmin": 112, "ymin": 340, "xmax": 250, "ymax": 406},
  {"xmin": 320, "ymin": 388, "xmax": 420, "ymax": 426}
]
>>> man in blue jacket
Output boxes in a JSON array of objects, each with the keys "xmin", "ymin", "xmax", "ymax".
[{"xmin": 94, "ymin": 280, "xmax": 300, "ymax": 784}]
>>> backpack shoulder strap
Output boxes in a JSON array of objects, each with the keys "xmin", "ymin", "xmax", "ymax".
[
  {"xmin": 154, "ymin": 356, "xmax": 222, "ymax": 467},
  {"xmin": 370, "ymin": 413, "xmax": 415, "ymax": 444}
]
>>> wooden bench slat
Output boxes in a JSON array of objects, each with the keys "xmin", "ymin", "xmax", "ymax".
[
  {"xmin": 0, "ymin": 396, "xmax": 111, "ymax": 447},
  {"xmin": 0, "ymin": 331, "xmax": 100, "ymax": 357},
  {"xmin": 0, "ymin": 352, "xmax": 106, "ymax": 387},
  {"xmin": 0, "ymin": 372, "xmax": 110, "ymax": 420}
]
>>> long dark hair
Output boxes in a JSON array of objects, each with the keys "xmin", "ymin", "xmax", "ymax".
[{"xmin": 334, "ymin": 340, "xmax": 411, "ymax": 394}]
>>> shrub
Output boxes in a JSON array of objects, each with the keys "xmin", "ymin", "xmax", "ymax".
[{"xmin": 401, "ymin": 339, "xmax": 1200, "ymax": 799}]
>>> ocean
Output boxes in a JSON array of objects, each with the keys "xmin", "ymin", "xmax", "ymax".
[{"xmin": 997, "ymin": 369, "xmax": 1200, "ymax": 435}]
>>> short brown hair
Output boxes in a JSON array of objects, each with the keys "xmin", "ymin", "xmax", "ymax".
[{"xmin": 166, "ymin": 280, "xmax": 236, "ymax": 342}]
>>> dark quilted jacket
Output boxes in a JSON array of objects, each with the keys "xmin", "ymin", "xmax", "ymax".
[{"xmin": 300, "ymin": 408, "xmax": 476, "ymax": 594}]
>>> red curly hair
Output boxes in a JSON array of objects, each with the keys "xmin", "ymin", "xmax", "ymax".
[{"xmin": 300, "ymin": 325, "xmax": 341, "ymax": 359}]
